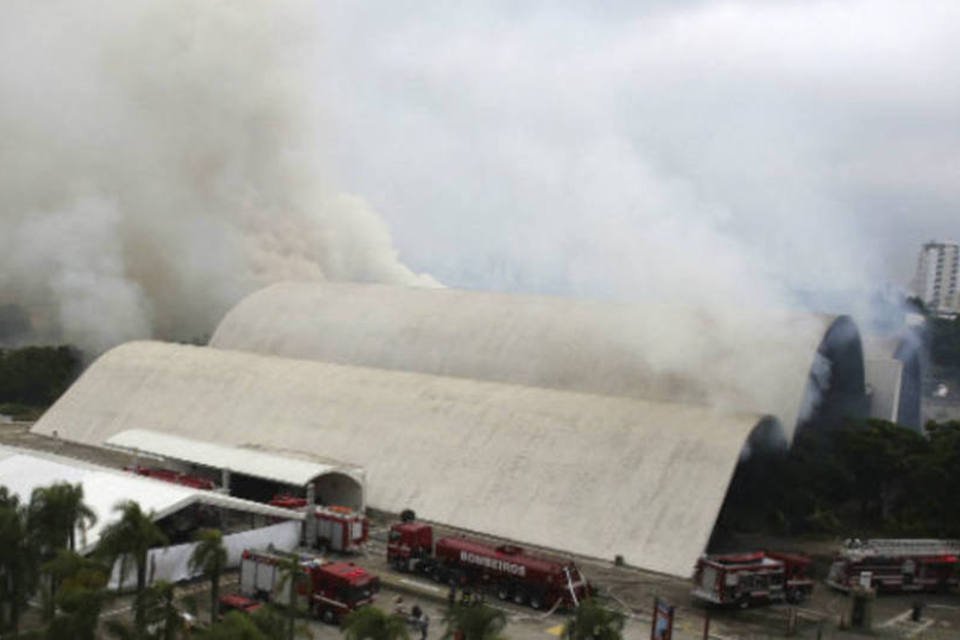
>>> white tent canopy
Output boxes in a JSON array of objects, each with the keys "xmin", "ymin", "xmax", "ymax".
[
  {"xmin": 107, "ymin": 428, "xmax": 363, "ymax": 488},
  {"xmin": 0, "ymin": 445, "xmax": 300, "ymax": 554}
]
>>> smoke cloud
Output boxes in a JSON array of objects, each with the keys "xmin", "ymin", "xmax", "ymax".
[
  {"xmin": 0, "ymin": 0, "xmax": 435, "ymax": 354},
  {"xmin": 315, "ymin": 1, "xmax": 960, "ymax": 312}
]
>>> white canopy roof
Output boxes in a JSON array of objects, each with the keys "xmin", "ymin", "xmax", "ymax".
[
  {"xmin": 0, "ymin": 445, "xmax": 300, "ymax": 554},
  {"xmin": 106, "ymin": 428, "xmax": 359, "ymax": 487}
]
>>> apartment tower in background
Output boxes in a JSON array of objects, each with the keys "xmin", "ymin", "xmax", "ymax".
[{"xmin": 913, "ymin": 241, "xmax": 960, "ymax": 317}]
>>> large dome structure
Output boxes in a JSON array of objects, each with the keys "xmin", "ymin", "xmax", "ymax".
[
  {"xmin": 210, "ymin": 282, "xmax": 866, "ymax": 436},
  {"xmin": 33, "ymin": 341, "xmax": 783, "ymax": 577}
]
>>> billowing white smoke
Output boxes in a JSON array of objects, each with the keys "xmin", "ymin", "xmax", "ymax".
[{"xmin": 0, "ymin": 0, "xmax": 435, "ymax": 354}]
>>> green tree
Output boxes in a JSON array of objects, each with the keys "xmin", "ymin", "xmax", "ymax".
[
  {"xmin": 0, "ymin": 487, "xmax": 38, "ymax": 634},
  {"xmin": 96, "ymin": 501, "xmax": 169, "ymax": 633},
  {"xmin": 837, "ymin": 419, "xmax": 927, "ymax": 524},
  {"xmin": 189, "ymin": 529, "xmax": 228, "ymax": 625},
  {"xmin": 563, "ymin": 599, "xmax": 625, "ymax": 640},
  {"xmin": 28, "ymin": 482, "xmax": 97, "ymax": 552},
  {"xmin": 197, "ymin": 611, "xmax": 268, "ymax": 640},
  {"xmin": 251, "ymin": 604, "xmax": 311, "ymax": 640},
  {"xmin": 45, "ymin": 553, "xmax": 109, "ymax": 640},
  {"xmin": 28, "ymin": 483, "xmax": 97, "ymax": 620},
  {"xmin": 0, "ymin": 345, "xmax": 82, "ymax": 407},
  {"xmin": 275, "ymin": 553, "xmax": 309, "ymax": 640},
  {"xmin": 441, "ymin": 603, "xmax": 506, "ymax": 640},
  {"xmin": 341, "ymin": 605, "xmax": 409, "ymax": 640}
]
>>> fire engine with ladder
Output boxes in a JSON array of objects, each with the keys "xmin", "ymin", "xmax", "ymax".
[
  {"xmin": 691, "ymin": 551, "xmax": 815, "ymax": 607},
  {"xmin": 826, "ymin": 539, "xmax": 960, "ymax": 593}
]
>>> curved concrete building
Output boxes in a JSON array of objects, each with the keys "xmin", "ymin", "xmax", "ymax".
[
  {"xmin": 862, "ymin": 334, "xmax": 923, "ymax": 431},
  {"xmin": 33, "ymin": 341, "xmax": 784, "ymax": 577},
  {"xmin": 210, "ymin": 282, "xmax": 866, "ymax": 436}
]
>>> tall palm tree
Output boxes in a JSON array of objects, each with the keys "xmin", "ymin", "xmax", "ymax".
[
  {"xmin": 96, "ymin": 500, "xmax": 169, "ymax": 633},
  {"xmin": 341, "ymin": 605, "xmax": 410, "ymax": 640},
  {"xmin": 102, "ymin": 582, "xmax": 182, "ymax": 640},
  {"xmin": 441, "ymin": 603, "xmax": 506, "ymax": 640},
  {"xmin": 28, "ymin": 482, "xmax": 97, "ymax": 552},
  {"xmin": 189, "ymin": 528, "xmax": 228, "ymax": 625},
  {"xmin": 0, "ymin": 487, "xmax": 38, "ymax": 635},
  {"xmin": 563, "ymin": 598, "xmax": 625, "ymax": 640},
  {"xmin": 276, "ymin": 553, "xmax": 306, "ymax": 640}
]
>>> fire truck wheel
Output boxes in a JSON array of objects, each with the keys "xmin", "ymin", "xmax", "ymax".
[
  {"xmin": 737, "ymin": 597, "xmax": 750, "ymax": 609},
  {"xmin": 496, "ymin": 585, "xmax": 510, "ymax": 601},
  {"xmin": 513, "ymin": 590, "xmax": 526, "ymax": 605},
  {"xmin": 322, "ymin": 608, "xmax": 336, "ymax": 624},
  {"xmin": 529, "ymin": 594, "xmax": 543, "ymax": 610}
]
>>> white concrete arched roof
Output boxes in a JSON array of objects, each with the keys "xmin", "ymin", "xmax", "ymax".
[
  {"xmin": 32, "ymin": 341, "xmax": 781, "ymax": 577},
  {"xmin": 210, "ymin": 282, "xmax": 862, "ymax": 433}
]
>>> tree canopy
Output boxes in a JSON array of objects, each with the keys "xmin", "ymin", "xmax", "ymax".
[
  {"xmin": 0, "ymin": 345, "xmax": 82, "ymax": 408},
  {"xmin": 717, "ymin": 418, "xmax": 960, "ymax": 540}
]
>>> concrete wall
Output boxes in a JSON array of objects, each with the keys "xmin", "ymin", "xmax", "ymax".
[
  {"xmin": 32, "ymin": 341, "xmax": 780, "ymax": 577},
  {"xmin": 210, "ymin": 282, "xmax": 861, "ymax": 436}
]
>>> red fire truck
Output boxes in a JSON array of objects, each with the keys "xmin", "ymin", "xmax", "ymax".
[
  {"xmin": 826, "ymin": 539, "xmax": 960, "ymax": 593},
  {"xmin": 125, "ymin": 465, "xmax": 217, "ymax": 490},
  {"xmin": 239, "ymin": 548, "xmax": 380, "ymax": 623},
  {"xmin": 269, "ymin": 495, "xmax": 369, "ymax": 553},
  {"xmin": 387, "ymin": 519, "xmax": 590, "ymax": 610},
  {"xmin": 691, "ymin": 551, "xmax": 814, "ymax": 607}
]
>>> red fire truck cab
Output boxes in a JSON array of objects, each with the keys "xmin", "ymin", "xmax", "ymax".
[
  {"xmin": 240, "ymin": 548, "xmax": 380, "ymax": 623},
  {"xmin": 387, "ymin": 520, "xmax": 590, "ymax": 610},
  {"xmin": 826, "ymin": 539, "xmax": 960, "ymax": 593},
  {"xmin": 692, "ymin": 551, "xmax": 814, "ymax": 607}
]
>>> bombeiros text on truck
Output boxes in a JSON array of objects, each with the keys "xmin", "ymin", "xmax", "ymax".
[{"xmin": 386, "ymin": 511, "xmax": 590, "ymax": 610}]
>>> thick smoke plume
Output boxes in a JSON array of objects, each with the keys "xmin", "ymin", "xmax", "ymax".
[{"xmin": 0, "ymin": 0, "xmax": 435, "ymax": 354}]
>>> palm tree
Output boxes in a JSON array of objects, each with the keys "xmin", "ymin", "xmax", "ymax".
[
  {"xmin": 563, "ymin": 598, "xmax": 625, "ymax": 640},
  {"xmin": 0, "ymin": 487, "xmax": 38, "ymax": 635},
  {"xmin": 28, "ymin": 482, "xmax": 97, "ymax": 552},
  {"xmin": 441, "ymin": 603, "xmax": 506, "ymax": 640},
  {"xmin": 275, "ymin": 553, "xmax": 307, "ymax": 640},
  {"xmin": 251, "ymin": 604, "xmax": 312, "ymax": 640},
  {"xmin": 198, "ymin": 610, "xmax": 268, "ymax": 640},
  {"xmin": 341, "ymin": 605, "xmax": 410, "ymax": 640},
  {"xmin": 96, "ymin": 500, "xmax": 169, "ymax": 633},
  {"xmin": 189, "ymin": 528, "xmax": 228, "ymax": 625},
  {"xmin": 45, "ymin": 552, "xmax": 109, "ymax": 640}
]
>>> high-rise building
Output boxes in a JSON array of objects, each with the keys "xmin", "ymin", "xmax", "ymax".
[{"xmin": 913, "ymin": 241, "xmax": 960, "ymax": 317}]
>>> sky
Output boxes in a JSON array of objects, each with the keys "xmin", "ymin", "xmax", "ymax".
[{"xmin": 1, "ymin": 0, "xmax": 958, "ymax": 352}]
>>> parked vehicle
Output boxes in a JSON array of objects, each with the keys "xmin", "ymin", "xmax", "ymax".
[
  {"xmin": 218, "ymin": 594, "xmax": 263, "ymax": 618},
  {"xmin": 125, "ymin": 465, "xmax": 217, "ymax": 490},
  {"xmin": 386, "ymin": 518, "xmax": 590, "ymax": 610},
  {"xmin": 269, "ymin": 494, "xmax": 369, "ymax": 553},
  {"xmin": 691, "ymin": 551, "xmax": 814, "ymax": 607},
  {"xmin": 239, "ymin": 548, "xmax": 379, "ymax": 623},
  {"xmin": 826, "ymin": 539, "xmax": 960, "ymax": 593}
]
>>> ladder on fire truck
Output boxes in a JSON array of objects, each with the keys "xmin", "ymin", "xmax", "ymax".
[
  {"xmin": 843, "ymin": 539, "xmax": 960, "ymax": 558},
  {"xmin": 562, "ymin": 567, "xmax": 580, "ymax": 607}
]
